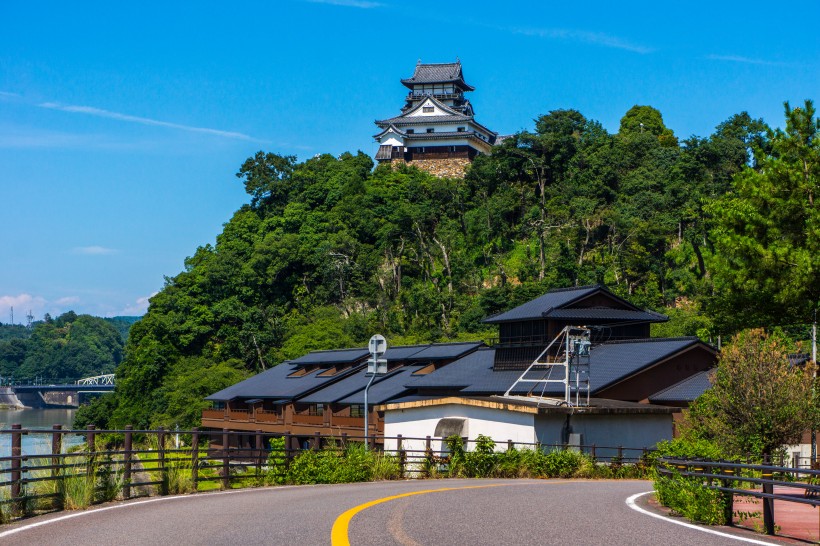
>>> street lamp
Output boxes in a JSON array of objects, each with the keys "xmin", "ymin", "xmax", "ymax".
[{"xmin": 364, "ymin": 335, "xmax": 387, "ymax": 449}]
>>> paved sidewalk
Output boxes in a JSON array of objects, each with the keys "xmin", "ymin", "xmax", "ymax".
[{"xmin": 732, "ymin": 486, "xmax": 820, "ymax": 543}]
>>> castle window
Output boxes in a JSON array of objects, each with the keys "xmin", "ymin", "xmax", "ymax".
[
  {"xmin": 457, "ymin": 127, "xmax": 465, "ymax": 132},
  {"xmin": 422, "ymin": 106, "xmax": 434, "ymax": 113},
  {"xmin": 426, "ymin": 128, "xmax": 434, "ymax": 133},
  {"xmin": 406, "ymin": 129, "xmax": 414, "ymax": 134}
]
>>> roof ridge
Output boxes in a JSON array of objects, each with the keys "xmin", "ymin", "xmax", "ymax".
[
  {"xmin": 596, "ymin": 336, "xmax": 700, "ymax": 346},
  {"xmin": 546, "ymin": 284, "xmax": 601, "ymax": 294}
]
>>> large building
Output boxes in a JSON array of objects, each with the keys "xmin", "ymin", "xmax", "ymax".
[
  {"xmin": 374, "ymin": 60, "xmax": 498, "ymax": 178},
  {"xmin": 203, "ymin": 285, "xmax": 717, "ymax": 449}
]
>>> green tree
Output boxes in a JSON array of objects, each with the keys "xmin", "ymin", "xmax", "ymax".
[
  {"xmin": 707, "ymin": 100, "xmax": 820, "ymax": 330},
  {"xmin": 687, "ymin": 329, "xmax": 817, "ymax": 458}
]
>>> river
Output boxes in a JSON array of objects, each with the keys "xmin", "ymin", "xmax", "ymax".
[{"xmin": 0, "ymin": 408, "xmax": 81, "ymax": 460}]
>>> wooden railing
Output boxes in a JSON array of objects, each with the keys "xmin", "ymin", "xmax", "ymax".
[{"xmin": 202, "ymin": 408, "xmax": 225, "ymax": 420}]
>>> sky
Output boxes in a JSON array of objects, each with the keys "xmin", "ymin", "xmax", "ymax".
[{"xmin": 0, "ymin": 0, "xmax": 818, "ymax": 321}]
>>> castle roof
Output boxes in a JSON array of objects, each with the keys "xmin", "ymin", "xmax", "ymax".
[{"xmin": 401, "ymin": 61, "xmax": 475, "ymax": 91}]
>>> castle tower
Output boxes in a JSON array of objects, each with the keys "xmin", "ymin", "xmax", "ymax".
[{"xmin": 374, "ymin": 60, "xmax": 497, "ymax": 178}]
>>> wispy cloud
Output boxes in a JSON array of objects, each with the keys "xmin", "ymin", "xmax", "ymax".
[
  {"xmin": 0, "ymin": 294, "xmax": 48, "ymax": 322},
  {"xmin": 38, "ymin": 102, "xmax": 262, "ymax": 141},
  {"xmin": 120, "ymin": 293, "xmax": 156, "ymax": 316},
  {"xmin": 55, "ymin": 296, "xmax": 81, "ymax": 306},
  {"xmin": 508, "ymin": 27, "xmax": 654, "ymax": 54},
  {"xmin": 706, "ymin": 54, "xmax": 787, "ymax": 66},
  {"xmin": 0, "ymin": 91, "xmax": 21, "ymax": 98},
  {"xmin": 305, "ymin": 0, "xmax": 383, "ymax": 7},
  {"xmin": 72, "ymin": 246, "xmax": 118, "ymax": 255}
]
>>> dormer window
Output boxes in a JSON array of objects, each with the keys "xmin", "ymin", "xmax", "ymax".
[
  {"xmin": 422, "ymin": 106, "xmax": 434, "ymax": 113},
  {"xmin": 426, "ymin": 128, "xmax": 434, "ymax": 133}
]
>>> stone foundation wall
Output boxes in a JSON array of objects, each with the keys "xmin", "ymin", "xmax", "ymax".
[{"xmin": 390, "ymin": 157, "xmax": 472, "ymax": 178}]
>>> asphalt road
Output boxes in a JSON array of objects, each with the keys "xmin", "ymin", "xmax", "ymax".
[{"xmin": 0, "ymin": 479, "xmax": 781, "ymax": 545}]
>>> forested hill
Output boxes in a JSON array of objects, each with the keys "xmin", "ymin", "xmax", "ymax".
[
  {"xmin": 0, "ymin": 312, "xmax": 124, "ymax": 381},
  {"xmin": 78, "ymin": 101, "xmax": 820, "ymax": 430}
]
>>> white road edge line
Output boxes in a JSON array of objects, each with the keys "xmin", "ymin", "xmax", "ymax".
[
  {"xmin": 626, "ymin": 491, "xmax": 780, "ymax": 546},
  {"xmin": 0, "ymin": 485, "xmax": 301, "ymax": 539}
]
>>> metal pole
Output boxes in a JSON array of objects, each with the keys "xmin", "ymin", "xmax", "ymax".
[
  {"xmin": 812, "ymin": 311, "xmax": 817, "ymax": 463},
  {"xmin": 363, "ymin": 372, "xmax": 377, "ymax": 450}
]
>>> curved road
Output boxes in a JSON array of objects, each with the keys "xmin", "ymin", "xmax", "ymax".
[{"xmin": 0, "ymin": 479, "xmax": 779, "ymax": 545}]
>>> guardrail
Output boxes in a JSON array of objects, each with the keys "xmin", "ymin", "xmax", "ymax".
[
  {"xmin": 657, "ymin": 457, "xmax": 820, "ymax": 535},
  {"xmin": 0, "ymin": 424, "xmax": 653, "ymax": 522}
]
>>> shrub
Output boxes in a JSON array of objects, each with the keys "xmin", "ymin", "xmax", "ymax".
[{"xmin": 266, "ymin": 437, "xmax": 288, "ymax": 485}]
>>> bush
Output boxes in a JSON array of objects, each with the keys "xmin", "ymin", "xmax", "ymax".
[
  {"xmin": 652, "ymin": 437, "xmax": 727, "ymax": 525},
  {"xmin": 277, "ymin": 441, "xmax": 401, "ymax": 485}
]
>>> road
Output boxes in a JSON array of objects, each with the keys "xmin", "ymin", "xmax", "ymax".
[{"xmin": 0, "ymin": 479, "xmax": 781, "ymax": 545}]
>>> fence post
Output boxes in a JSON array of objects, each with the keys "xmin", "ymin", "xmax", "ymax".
[
  {"xmin": 425, "ymin": 436, "xmax": 432, "ymax": 477},
  {"xmin": 722, "ymin": 462, "xmax": 734, "ymax": 526},
  {"xmin": 313, "ymin": 432, "xmax": 321, "ymax": 451},
  {"xmin": 590, "ymin": 444, "xmax": 596, "ymax": 462},
  {"xmin": 51, "ymin": 424, "xmax": 62, "ymax": 478},
  {"xmin": 255, "ymin": 430, "xmax": 263, "ymax": 478},
  {"xmin": 86, "ymin": 425, "xmax": 96, "ymax": 484},
  {"xmin": 157, "ymin": 426, "xmax": 168, "ymax": 495},
  {"xmin": 123, "ymin": 425, "xmax": 133, "ymax": 499},
  {"xmin": 10, "ymin": 424, "xmax": 22, "ymax": 513},
  {"xmin": 190, "ymin": 427, "xmax": 199, "ymax": 490},
  {"xmin": 341, "ymin": 432, "xmax": 348, "ymax": 448},
  {"xmin": 284, "ymin": 431, "xmax": 292, "ymax": 461},
  {"xmin": 508, "ymin": 439, "xmax": 514, "ymax": 452},
  {"xmin": 762, "ymin": 454, "xmax": 775, "ymax": 535},
  {"xmin": 222, "ymin": 429, "xmax": 230, "ymax": 489},
  {"xmin": 617, "ymin": 445, "xmax": 623, "ymax": 463},
  {"xmin": 397, "ymin": 435, "xmax": 405, "ymax": 478}
]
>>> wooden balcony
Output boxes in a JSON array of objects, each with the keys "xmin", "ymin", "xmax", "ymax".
[
  {"xmin": 227, "ymin": 409, "xmax": 251, "ymax": 421},
  {"xmin": 202, "ymin": 408, "xmax": 225, "ymax": 420},
  {"xmin": 292, "ymin": 414, "xmax": 325, "ymax": 425},
  {"xmin": 255, "ymin": 410, "xmax": 283, "ymax": 424},
  {"xmin": 330, "ymin": 416, "xmax": 363, "ymax": 428}
]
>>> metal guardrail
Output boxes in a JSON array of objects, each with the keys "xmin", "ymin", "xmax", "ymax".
[{"xmin": 657, "ymin": 457, "xmax": 820, "ymax": 535}]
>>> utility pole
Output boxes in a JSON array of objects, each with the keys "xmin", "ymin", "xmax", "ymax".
[{"xmin": 812, "ymin": 310, "xmax": 817, "ymax": 464}]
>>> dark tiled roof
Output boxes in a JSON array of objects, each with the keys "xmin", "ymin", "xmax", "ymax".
[
  {"xmin": 408, "ymin": 338, "xmax": 711, "ymax": 397},
  {"xmin": 404, "ymin": 131, "xmax": 492, "ymax": 141},
  {"xmin": 408, "ymin": 342, "xmax": 483, "ymax": 361},
  {"xmin": 482, "ymin": 285, "xmax": 602, "ymax": 324},
  {"xmin": 298, "ymin": 366, "xmax": 418, "ymax": 404},
  {"xmin": 587, "ymin": 338, "xmax": 705, "ymax": 392},
  {"xmin": 401, "ymin": 62, "xmax": 475, "ymax": 91},
  {"xmin": 482, "ymin": 285, "xmax": 663, "ymax": 324},
  {"xmin": 205, "ymin": 362, "xmax": 364, "ymax": 402},
  {"xmin": 376, "ymin": 114, "xmax": 473, "ymax": 125},
  {"xmin": 547, "ymin": 308, "xmax": 668, "ymax": 322},
  {"xmin": 337, "ymin": 366, "xmax": 427, "ymax": 405},
  {"xmin": 289, "ymin": 348, "xmax": 370, "ymax": 366},
  {"xmin": 649, "ymin": 369, "xmax": 713, "ymax": 403}
]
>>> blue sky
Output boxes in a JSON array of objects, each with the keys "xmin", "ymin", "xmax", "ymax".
[{"xmin": 1, "ymin": 0, "xmax": 818, "ymax": 320}]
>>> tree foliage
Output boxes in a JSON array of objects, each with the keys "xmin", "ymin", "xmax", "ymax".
[
  {"xmin": 0, "ymin": 312, "xmax": 124, "ymax": 380},
  {"xmin": 87, "ymin": 100, "xmax": 820, "ymax": 429},
  {"xmin": 685, "ymin": 329, "xmax": 817, "ymax": 458}
]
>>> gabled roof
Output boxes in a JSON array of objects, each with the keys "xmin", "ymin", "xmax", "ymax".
[
  {"xmin": 482, "ymin": 284, "xmax": 667, "ymax": 324},
  {"xmin": 205, "ymin": 361, "xmax": 365, "ymax": 402},
  {"xmin": 376, "ymin": 95, "xmax": 468, "ymax": 126},
  {"xmin": 648, "ymin": 369, "xmax": 713, "ymax": 403},
  {"xmin": 289, "ymin": 347, "xmax": 370, "ymax": 367},
  {"xmin": 377, "ymin": 114, "xmax": 474, "ymax": 126},
  {"xmin": 407, "ymin": 338, "xmax": 713, "ymax": 397},
  {"xmin": 401, "ymin": 61, "xmax": 475, "ymax": 91},
  {"xmin": 373, "ymin": 124, "xmax": 408, "ymax": 139}
]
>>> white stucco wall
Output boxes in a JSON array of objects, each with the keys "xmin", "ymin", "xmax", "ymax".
[
  {"xmin": 534, "ymin": 413, "xmax": 673, "ymax": 458},
  {"xmin": 377, "ymin": 130, "xmax": 405, "ymax": 147},
  {"xmin": 383, "ymin": 403, "xmax": 535, "ymax": 454},
  {"xmin": 406, "ymin": 99, "xmax": 450, "ymax": 117}
]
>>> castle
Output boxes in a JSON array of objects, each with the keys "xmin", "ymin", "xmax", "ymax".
[{"xmin": 374, "ymin": 60, "xmax": 498, "ymax": 178}]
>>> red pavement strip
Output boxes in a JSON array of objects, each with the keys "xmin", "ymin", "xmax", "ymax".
[{"xmin": 731, "ymin": 487, "xmax": 820, "ymax": 544}]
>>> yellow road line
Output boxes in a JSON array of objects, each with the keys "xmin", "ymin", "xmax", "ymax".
[{"xmin": 330, "ymin": 484, "xmax": 510, "ymax": 546}]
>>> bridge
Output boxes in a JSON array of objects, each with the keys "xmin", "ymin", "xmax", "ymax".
[{"xmin": 12, "ymin": 374, "xmax": 115, "ymax": 408}]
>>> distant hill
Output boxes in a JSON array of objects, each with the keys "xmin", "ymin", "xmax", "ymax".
[{"xmin": 104, "ymin": 316, "xmax": 142, "ymax": 342}]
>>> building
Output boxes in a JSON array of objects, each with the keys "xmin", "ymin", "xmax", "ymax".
[
  {"xmin": 203, "ymin": 285, "xmax": 717, "ymax": 449},
  {"xmin": 374, "ymin": 60, "xmax": 498, "ymax": 178}
]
